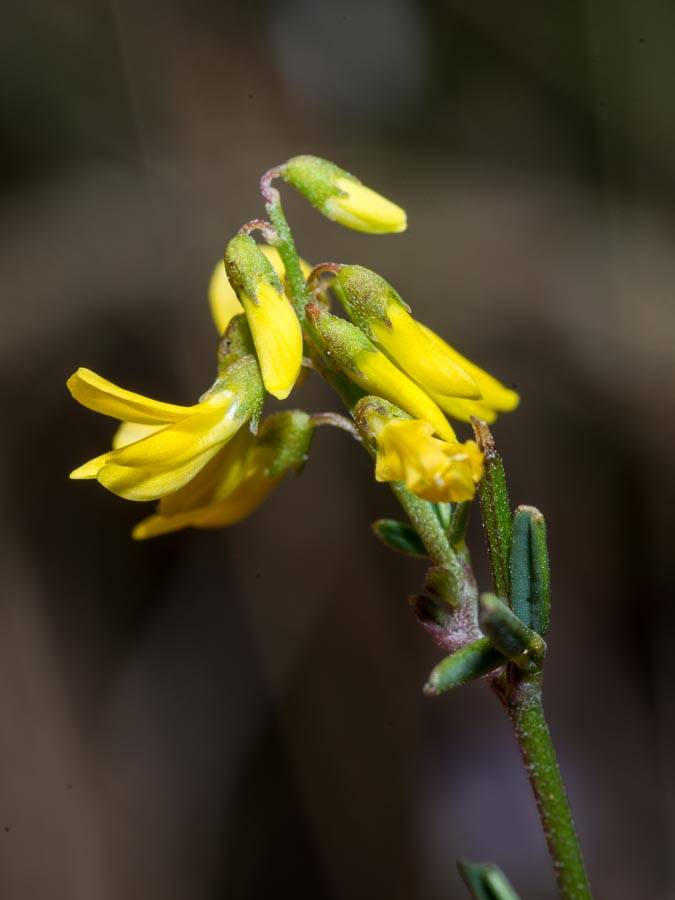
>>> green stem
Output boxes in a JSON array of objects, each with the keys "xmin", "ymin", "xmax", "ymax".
[{"xmin": 497, "ymin": 673, "xmax": 592, "ymax": 900}]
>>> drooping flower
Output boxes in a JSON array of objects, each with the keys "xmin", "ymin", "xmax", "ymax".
[
  {"xmin": 68, "ymin": 357, "xmax": 265, "ymax": 502},
  {"xmin": 225, "ymin": 235, "xmax": 303, "ymax": 400},
  {"xmin": 132, "ymin": 410, "xmax": 314, "ymax": 539},
  {"xmin": 281, "ymin": 155, "xmax": 407, "ymax": 234}
]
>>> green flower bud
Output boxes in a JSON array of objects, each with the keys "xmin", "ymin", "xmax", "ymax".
[{"xmin": 281, "ymin": 155, "xmax": 407, "ymax": 234}]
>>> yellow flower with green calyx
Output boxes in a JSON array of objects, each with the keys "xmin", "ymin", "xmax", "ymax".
[
  {"xmin": 306, "ymin": 304, "xmax": 456, "ymax": 442},
  {"xmin": 209, "ymin": 246, "xmax": 312, "ymax": 335},
  {"xmin": 336, "ymin": 265, "xmax": 481, "ymax": 401},
  {"xmin": 281, "ymin": 155, "xmax": 407, "ymax": 234},
  {"xmin": 67, "ymin": 356, "xmax": 265, "ymax": 502},
  {"xmin": 132, "ymin": 410, "xmax": 315, "ymax": 539},
  {"xmin": 367, "ymin": 411, "xmax": 484, "ymax": 503},
  {"xmin": 225, "ymin": 234, "xmax": 303, "ymax": 401}
]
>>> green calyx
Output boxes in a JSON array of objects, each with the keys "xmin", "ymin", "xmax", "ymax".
[
  {"xmin": 201, "ymin": 354, "xmax": 265, "ymax": 429},
  {"xmin": 305, "ymin": 304, "xmax": 375, "ymax": 374},
  {"xmin": 257, "ymin": 410, "xmax": 315, "ymax": 477},
  {"xmin": 337, "ymin": 265, "xmax": 407, "ymax": 337},
  {"xmin": 225, "ymin": 234, "xmax": 284, "ymax": 303},
  {"xmin": 217, "ymin": 314, "xmax": 255, "ymax": 371},
  {"xmin": 281, "ymin": 155, "xmax": 354, "ymax": 211}
]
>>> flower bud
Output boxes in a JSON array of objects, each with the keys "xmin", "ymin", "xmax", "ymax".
[
  {"xmin": 281, "ymin": 155, "xmax": 407, "ymax": 234},
  {"xmin": 225, "ymin": 235, "xmax": 303, "ymax": 400}
]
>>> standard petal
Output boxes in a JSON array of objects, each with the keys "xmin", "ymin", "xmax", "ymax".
[
  {"xmin": 242, "ymin": 283, "xmax": 303, "ymax": 400},
  {"xmin": 67, "ymin": 368, "xmax": 193, "ymax": 424},
  {"xmin": 371, "ymin": 305, "xmax": 480, "ymax": 400}
]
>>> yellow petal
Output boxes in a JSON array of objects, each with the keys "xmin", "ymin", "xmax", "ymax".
[
  {"xmin": 209, "ymin": 248, "xmax": 312, "ymax": 335},
  {"xmin": 417, "ymin": 323, "xmax": 519, "ymax": 413},
  {"xmin": 133, "ymin": 473, "xmax": 277, "ymax": 538},
  {"xmin": 110, "ymin": 395, "xmax": 238, "ymax": 469},
  {"xmin": 67, "ymin": 368, "xmax": 192, "ymax": 424},
  {"xmin": 371, "ymin": 304, "xmax": 481, "ymax": 400},
  {"xmin": 373, "ymin": 418, "xmax": 483, "ymax": 503},
  {"xmin": 426, "ymin": 395, "xmax": 499, "ymax": 425},
  {"xmin": 112, "ymin": 421, "xmax": 164, "ymax": 449},
  {"xmin": 242, "ymin": 283, "xmax": 303, "ymax": 400},
  {"xmin": 97, "ymin": 442, "xmax": 229, "ymax": 502},
  {"xmin": 157, "ymin": 427, "xmax": 255, "ymax": 516},
  {"xmin": 70, "ymin": 451, "xmax": 113, "ymax": 480},
  {"xmin": 327, "ymin": 179, "xmax": 407, "ymax": 234},
  {"xmin": 208, "ymin": 261, "xmax": 244, "ymax": 334},
  {"xmin": 353, "ymin": 348, "xmax": 457, "ymax": 442}
]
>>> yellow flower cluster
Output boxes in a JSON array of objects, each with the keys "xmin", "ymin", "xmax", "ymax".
[{"xmin": 68, "ymin": 155, "xmax": 519, "ymax": 537}]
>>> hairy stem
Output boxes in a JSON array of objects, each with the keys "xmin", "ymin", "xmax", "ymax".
[{"xmin": 496, "ymin": 672, "xmax": 592, "ymax": 900}]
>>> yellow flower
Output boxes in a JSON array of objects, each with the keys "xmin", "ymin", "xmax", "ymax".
[
  {"xmin": 225, "ymin": 235, "xmax": 303, "ymax": 401},
  {"xmin": 209, "ymin": 246, "xmax": 312, "ymax": 335},
  {"xmin": 132, "ymin": 410, "xmax": 314, "ymax": 539},
  {"xmin": 67, "ymin": 357, "xmax": 264, "ymax": 502},
  {"xmin": 371, "ymin": 416, "xmax": 484, "ymax": 503},
  {"xmin": 282, "ymin": 155, "xmax": 407, "ymax": 234}
]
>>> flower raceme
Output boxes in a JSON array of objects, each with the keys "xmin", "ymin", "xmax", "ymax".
[{"xmin": 68, "ymin": 357, "xmax": 265, "ymax": 503}]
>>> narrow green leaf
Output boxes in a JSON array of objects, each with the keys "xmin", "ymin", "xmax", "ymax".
[
  {"xmin": 528, "ymin": 507, "xmax": 551, "ymax": 636},
  {"xmin": 472, "ymin": 420, "xmax": 512, "ymax": 600},
  {"xmin": 478, "ymin": 593, "xmax": 545, "ymax": 672},
  {"xmin": 424, "ymin": 565, "xmax": 462, "ymax": 607},
  {"xmin": 458, "ymin": 860, "xmax": 522, "ymax": 900},
  {"xmin": 449, "ymin": 500, "xmax": 472, "ymax": 548},
  {"xmin": 372, "ymin": 519, "xmax": 427, "ymax": 558},
  {"xmin": 434, "ymin": 501, "xmax": 453, "ymax": 531},
  {"xmin": 510, "ymin": 508, "xmax": 532, "ymax": 626},
  {"xmin": 409, "ymin": 594, "xmax": 453, "ymax": 629},
  {"xmin": 510, "ymin": 506, "xmax": 551, "ymax": 636},
  {"xmin": 424, "ymin": 638, "xmax": 505, "ymax": 696}
]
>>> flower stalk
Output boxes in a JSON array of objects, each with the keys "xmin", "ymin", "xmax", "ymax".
[{"xmin": 495, "ymin": 671, "xmax": 592, "ymax": 900}]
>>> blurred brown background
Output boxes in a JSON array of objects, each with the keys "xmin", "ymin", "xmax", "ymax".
[{"xmin": 1, "ymin": 1, "xmax": 674, "ymax": 898}]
